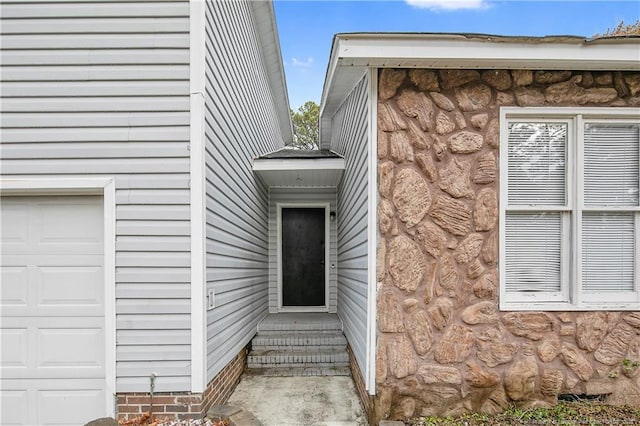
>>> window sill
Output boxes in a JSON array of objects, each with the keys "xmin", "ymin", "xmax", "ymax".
[{"xmin": 500, "ymin": 301, "xmax": 640, "ymax": 311}]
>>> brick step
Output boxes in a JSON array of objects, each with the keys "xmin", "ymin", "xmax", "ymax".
[
  {"xmin": 255, "ymin": 328, "xmax": 343, "ymax": 336},
  {"xmin": 247, "ymin": 349, "xmax": 349, "ymax": 366},
  {"xmin": 252, "ymin": 331, "xmax": 346, "ymax": 348},
  {"xmin": 252, "ymin": 344, "xmax": 346, "ymax": 352},
  {"xmin": 245, "ymin": 366, "xmax": 351, "ymax": 377},
  {"xmin": 257, "ymin": 315, "xmax": 342, "ymax": 332},
  {"xmin": 247, "ymin": 361, "xmax": 350, "ymax": 369}
]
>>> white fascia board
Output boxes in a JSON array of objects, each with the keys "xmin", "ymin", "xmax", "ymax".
[
  {"xmin": 321, "ymin": 36, "xmax": 341, "ymax": 105},
  {"xmin": 249, "ymin": 0, "xmax": 294, "ymax": 145},
  {"xmin": 338, "ymin": 35, "xmax": 640, "ymax": 70},
  {"xmin": 319, "ymin": 35, "xmax": 367, "ymax": 150},
  {"xmin": 253, "ymin": 158, "xmax": 345, "ymax": 171}
]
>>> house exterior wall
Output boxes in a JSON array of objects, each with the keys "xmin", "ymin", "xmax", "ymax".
[
  {"xmin": 0, "ymin": 0, "xmax": 192, "ymax": 393},
  {"xmin": 330, "ymin": 75, "xmax": 371, "ymax": 385},
  {"xmin": 203, "ymin": 0, "xmax": 286, "ymax": 382},
  {"xmin": 374, "ymin": 68, "xmax": 640, "ymax": 422},
  {"xmin": 268, "ymin": 188, "xmax": 338, "ymax": 313}
]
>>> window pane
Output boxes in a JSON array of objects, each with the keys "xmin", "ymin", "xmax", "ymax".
[
  {"xmin": 582, "ymin": 212, "xmax": 635, "ymax": 292},
  {"xmin": 505, "ymin": 212, "xmax": 563, "ymax": 293},
  {"xmin": 508, "ymin": 122, "xmax": 567, "ymax": 206},
  {"xmin": 584, "ymin": 123, "xmax": 639, "ymax": 207}
]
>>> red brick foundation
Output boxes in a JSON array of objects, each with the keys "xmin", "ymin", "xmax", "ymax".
[
  {"xmin": 116, "ymin": 393, "xmax": 203, "ymax": 420},
  {"xmin": 347, "ymin": 343, "xmax": 376, "ymax": 425},
  {"xmin": 200, "ymin": 346, "xmax": 247, "ymax": 414},
  {"xmin": 117, "ymin": 346, "xmax": 248, "ymax": 421}
]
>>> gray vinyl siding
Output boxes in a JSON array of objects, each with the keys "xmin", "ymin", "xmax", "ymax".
[
  {"xmin": 0, "ymin": 0, "xmax": 192, "ymax": 392},
  {"xmin": 329, "ymin": 75, "xmax": 370, "ymax": 380},
  {"xmin": 203, "ymin": 0, "xmax": 285, "ymax": 381},
  {"xmin": 268, "ymin": 188, "xmax": 338, "ymax": 313}
]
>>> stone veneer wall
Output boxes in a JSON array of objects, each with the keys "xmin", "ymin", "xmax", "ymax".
[
  {"xmin": 375, "ymin": 68, "xmax": 640, "ymax": 423},
  {"xmin": 117, "ymin": 347, "xmax": 247, "ymax": 421}
]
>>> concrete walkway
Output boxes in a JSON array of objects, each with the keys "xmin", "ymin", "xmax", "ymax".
[{"xmin": 226, "ymin": 375, "xmax": 368, "ymax": 426}]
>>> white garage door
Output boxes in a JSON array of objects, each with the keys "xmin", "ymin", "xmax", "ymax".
[{"xmin": 1, "ymin": 195, "xmax": 108, "ymax": 425}]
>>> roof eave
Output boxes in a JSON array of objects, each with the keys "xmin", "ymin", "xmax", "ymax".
[
  {"xmin": 249, "ymin": 0, "xmax": 294, "ymax": 145},
  {"xmin": 319, "ymin": 32, "xmax": 640, "ymax": 149}
]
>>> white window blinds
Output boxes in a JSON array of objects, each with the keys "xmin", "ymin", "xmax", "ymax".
[
  {"xmin": 584, "ymin": 124, "xmax": 639, "ymax": 207},
  {"xmin": 508, "ymin": 122, "xmax": 567, "ymax": 206},
  {"xmin": 505, "ymin": 212, "xmax": 563, "ymax": 294},
  {"xmin": 582, "ymin": 212, "xmax": 635, "ymax": 292}
]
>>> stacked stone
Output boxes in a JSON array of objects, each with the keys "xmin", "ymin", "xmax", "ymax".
[{"xmin": 375, "ymin": 68, "xmax": 640, "ymax": 422}]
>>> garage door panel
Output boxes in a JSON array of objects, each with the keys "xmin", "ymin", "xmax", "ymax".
[
  {"xmin": 0, "ymin": 389, "xmax": 28, "ymax": 426},
  {"xmin": 2, "ymin": 319, "xmax": 105, "ymax": 379},
  {"xmin": 2, "ymin": 257, "xmax": 103, "ymax": 316},
  {"xmin": 37, "ymin": 264, "xmax": 103, "ymax": 309},
  {"xmin": 0, "ymin": 328, "xmax": 28, "ymax": 368},
  {"xmin": 1, "ymin": 196, "xmax": 103, "ymax": 255},
  {"xmin": 0, "ymin": 305, "xmax": 104, "ymax": 318},
  {"xmin": 37, "ymin": 200, "xmax": 103, "ymax": 246},
  {"xmin": 0, "ymin": 266, "xmax": 28, "ymax": 307},
  {"xmin": 6, "ymin": 241, "xmax": 103, "ymax": 256},
  {"xmin": 38, "ymin": 328, "xmax": 105, "ymax": 369},
  {"xmin": 0, "ymin": 203, "xmax": 28, "ymax": 247},
  {"xmin": 38, "ymin": 387, "xmax": 106, "ymax": 426},
  {"xmin": 1, "ymin": 379, "xmax": 106, "ymax": 426},
  {"xmin": 1, "ymin": 368, "xmax": 106, "ymax": 380},
  {"xmin": 1, "ymin": 316, "xmax": 104, "ymax": 327}
]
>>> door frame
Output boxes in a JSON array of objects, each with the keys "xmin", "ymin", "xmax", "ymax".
[
  {"xmin": 0, "ymin": 176, "xmax": 116, "ymax": 417},
  {"xmin": 276, "ymin": 202, "xmax": 330, "ymax": 312}
]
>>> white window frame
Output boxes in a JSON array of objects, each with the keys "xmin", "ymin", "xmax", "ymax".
[{"xmin": 500, "ymin": 107, "xmax": 640, "ymax": 311}]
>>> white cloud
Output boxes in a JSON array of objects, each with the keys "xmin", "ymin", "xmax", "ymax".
[
  {"xmin": 291, "ymin": 57, "xmax": 314, "ymax": 68},
  {"xmin": 406, "ymin": 0, "xmax": 489, "ymax": 11}
]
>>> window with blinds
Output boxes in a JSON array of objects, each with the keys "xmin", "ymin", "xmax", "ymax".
[
  {"xmin": 501, "ymin": 109, "xmax": 639, "ymax": 310},
  {"xmin": 582, "ymin": 123, "xmax": 639, "ymax": 300}
]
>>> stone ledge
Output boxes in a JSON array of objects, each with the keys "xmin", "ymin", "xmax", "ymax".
[
  {"xmin": 84, "ymin": 418, "xmax": 118, "ymax": 426},
  {"xmin": 229, "ymin": 410, "xmax": 261, "ymax": 426},
  {"xmin": 207, "ymin": 404, "xmax": 261, "ymax": 426}
]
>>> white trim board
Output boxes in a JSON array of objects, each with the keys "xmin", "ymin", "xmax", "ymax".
[
  {"xmin": 365, "ymin": 69, "xmax": 378, "ymax": 395},
  {"xmin": 0, "ymin": 176, "xmax": 117, "ymax": 416},
  {"xmin": 253, "ymin": 158, "xmax": 345, "ymax": 171},
  {"xmin": 276, "ymin": 202, "xmax": 331, "ymax": 313},
  {"xmin": 189, "ymin": 0, "xmax": 207, "ymax": 393}
]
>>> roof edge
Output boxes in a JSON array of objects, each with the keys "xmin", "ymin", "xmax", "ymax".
[
  {"xmin": 319, "ymin": 32, "xmax": 640, "ymax": 147},
  {"xmin": 249, "ymin": 0, "xmax": 294, "ymax": 145}
]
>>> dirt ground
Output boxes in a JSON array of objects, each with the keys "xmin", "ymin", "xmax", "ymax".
[{"xmin": 408, "ymin": 401, "xmax": 640, "ymax": 426}]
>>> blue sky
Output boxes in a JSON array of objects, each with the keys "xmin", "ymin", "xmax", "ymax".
[{"xmin": 274, "ymin": 0, "xmax": 640, "ymax": 110}]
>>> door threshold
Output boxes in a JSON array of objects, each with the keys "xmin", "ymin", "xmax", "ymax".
[{"xmin": 278, "ymin": 307, "xmax": 330, "ymax": 313}]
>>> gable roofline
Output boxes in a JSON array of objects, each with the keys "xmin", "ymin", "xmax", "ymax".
[
  {"xmin": 319, "ymin": 32, "xmax": 640, "ymax": 149},
  {"xmin": 249, "ymin": 0, "xmax": 294, "ymax": 145}
]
